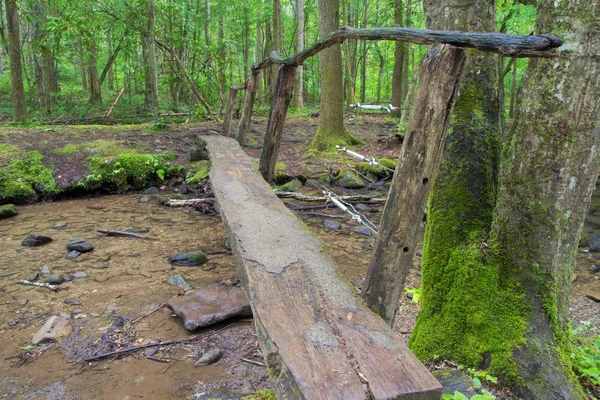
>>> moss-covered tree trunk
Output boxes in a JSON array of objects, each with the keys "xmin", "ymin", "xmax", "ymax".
[
  {"xmin": 310, "ymin": 0, "xmax": 358, "ymax": 150},
  {"xmin": 488, "ymin": 1, "xmax": 600, "ymax": 397},
  {"xmin": 412, "ymin": 0, "xmax": 600, "ymax": 397},
  {"xmin": 410, "ymin": 0, "xmax": 501, "ymax": 366}
]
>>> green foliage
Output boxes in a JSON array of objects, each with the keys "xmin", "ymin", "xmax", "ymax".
[
  {"xmin": 458, "ymin": 365, "xmax": 499, "ymax": 385},
  {"xmin": 442, "ymin": 389, "xmax": 496, "ymax": 400},
  {"xmin": 404, "ymin": 287, "xmax": 422, "ymax": 304},
  {"xmin": 571, "ymin": 324, "xmax": 600, "ymax": 396},
  {"xmin": 85, "ymin": 153, "xmax": 180, "ymax": 190},
  {"xmin": 0, "ymin": 145, "xmax": 57, "ymax": 200},
  {"xmin": 241, "ymin": 390, "xmax": 277, "ymax": 400}
]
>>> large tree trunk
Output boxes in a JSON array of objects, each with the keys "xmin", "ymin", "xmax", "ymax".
[
  {"xmin": 5, "ymin": 0, "xmax": 26, "ymax": 121},
  {"xmin": 292, "ymin": 0, "xmax": 304, "ymax": 108},
  {"xmin": 310, "ymin": 0, "xmax": 358, "ymax": 150},
  {"xmin": 410, "ymin": 0, "xmax": 502, "ymax": 379},
  {"xmin": 390, "ymin": 0, "xmax": 405, "ymax": 118},
  {"xmin": 489, "ymin": 1, "xmax": 599, "ymax": 397},
  {"xmin": 411, "ymin": 1, "xmax": 599, "ymax": 398}
]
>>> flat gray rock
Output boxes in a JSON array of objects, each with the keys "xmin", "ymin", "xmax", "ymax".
[
  {"xmin": 167, "ymin": 284, "xmax": 252, "ymax": 331},
  {"xmin": 167, "ymin": 274, "xmax": 193, "ymax": 290},
  {"xmin": 32, "ymin": 315, "xmax": 72, "ymax": 345}
]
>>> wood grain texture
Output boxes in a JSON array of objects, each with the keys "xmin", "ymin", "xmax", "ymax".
[{"xmin": 205, "ymin": 135, "xmax": 443, "ymax": 400}]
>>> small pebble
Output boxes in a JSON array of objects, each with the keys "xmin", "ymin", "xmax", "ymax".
[{"xmin": 64, "ymin": 299, "xmax": 81, "ymax": 306}]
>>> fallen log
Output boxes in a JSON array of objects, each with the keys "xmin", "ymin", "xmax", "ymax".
[
  {"xmin": 17, "ymin": 280, "xmax": 58, "ymax": 291},
  {"xmin": 205, "ymin": 135, "xmax": 442, "ymax": 399},
  {"xmin": 166, "ymin": 199, "xmax": 214, "ymax": 207}
]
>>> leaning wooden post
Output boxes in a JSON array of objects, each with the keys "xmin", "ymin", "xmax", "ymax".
[
  {"xmin": 236, "ymin": 72, "xmax": 259, "ymax": 146},
  {"xmin": 222, "ymin": 82, "xmax": 246, "ymax": 137},
  {"xmin": 362, "ymin": 44, "xmax": 468, "ymax": 325},
  {"xmin": 259, "ymin": 65, "xmax": 296, "ymax": 183}
]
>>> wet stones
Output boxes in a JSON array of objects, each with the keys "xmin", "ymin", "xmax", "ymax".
[
  {"xmin": 336, "ymin": 169, "xmax": 365, "ymax": 189},
  {"xmin": 32, "ymin": 315, "xmax": 73, "ymax": 345},
  {"xmin": 324, "ymin": 220, "xmax": 341, "ymax": 231},
  {"xmin": 167, "ymin": 274, "xmax": 193, "ymax": 290},
  {"xmin": 195, "ymin": 348, "xmax": 224, "ymax": 366},
  {"xmin": 354, "ymin": 226, "xmax": 373, "ymax": 236},
  {"xmin": 22, "ymin": 234, "xmax": 53, "ymax": 247},
  {"xmin": 167, "ymin": 283, "xmax": 252, "ymax": 331},
  {"xmin": 169, "ymin": 251, "xmax": 207, "ymax": 266},
  {"xmin": 66, "ymin": 238, "xmax": 94, "ymax": 253},
  {"xmin": 66, "ymin": 250, "xmax": 81, "ymax": 260},
  {"xmin": 142, "ymin": 186, "xmax": 159, "ymax": 195},
  {"xmin": 0, "ymin": 204, "xmax": 18, "ymax": 219},
  {"xmin": 44, "ymin": 274, "xmax": 65, "ymax": 285}
]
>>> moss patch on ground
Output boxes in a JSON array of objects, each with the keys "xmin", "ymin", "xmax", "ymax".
[
  {"xmin": 0, "ymin": 144, "xmax": 57, "ymax": 201},
  {"xmin": 84, "ymin": 152, "xmax": 181, "ymax": 191},
  {"xmin": 186, "ymin": 160, "xmax": 210, "ymax": 185},
  {"xmin": 54, "ymin": 139, "xmax": 148, "ymax": 156}
]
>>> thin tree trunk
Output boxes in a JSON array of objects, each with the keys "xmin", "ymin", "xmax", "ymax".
[
  {"xmin": 390, "ymin": 0, "xmax": 405, "ymax": 117},
  {"xmin": 259, "ymin": 65, "xmax": 296, "ymax": 183},
  {"xmin": 236, "ymin": 73, "xmax": 258, "ymax": 146},
  {"xmin": 88, "ymin": 40, "xmax": 103, "ymax": 105},
  {"xmin": 272, "ymin": 0, "xmax": 282, "ymax": 99},
  {"xmin": 292, "ymin": 0, "xmax": 304, "ymax": 108},
  {"xmin": 79, "ymin": 41, "xmax": 88, "ymax": 91},
  {"xmin": 107, "ymin": 30, "xmax": 114, "ymax": 90},
  {"xmin": 363, "ymin": 44, "xmax": 467, "ymax": 323},
  {"xmin": 6, "ymin": 0, "xmax": 26, "ymax": 121},
  {"xmin": 205, "ymin": 0, "xmax": 212, "ymax": 92},
  {"xmin": 144, "ymin": 0, "xmax": 159, "ymax": 113}
]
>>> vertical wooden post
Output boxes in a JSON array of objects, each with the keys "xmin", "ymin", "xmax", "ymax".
[
  {"xmin": 223, "ymin": 88, "xmax": 237, "ymax": 137},
  {"xmin": 222, "ymin": 82, "xmax": 246, "ymax": 137},
  {"xmin": 362, "ymin": 44, "xmax": 468, "ymax": 325},
  {"xmin": 236, "ymin": 72, "xmax": 259, "ymax": 146},
  {"xmin": 259, "ymin": 65, "xmax": 296, "ymax": 183}
]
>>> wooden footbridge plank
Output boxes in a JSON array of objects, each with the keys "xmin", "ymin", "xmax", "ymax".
[{"xmin": 205, "ymin": 135, "xmax": 442, "ymax": 400}]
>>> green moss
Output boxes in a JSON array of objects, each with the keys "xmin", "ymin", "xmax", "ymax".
[
  {"xmin": 0, "ymin": 204, "xmax": 18, "ymax": 218},
  {"xmin": 309, "ymin": 127, "xmax": 365, "ymax": 151},
  {"xmin": 0, "ymin": 145, "xmax": 57, "ymax": 200},
  {"xmin": 357, "ymin": 158, "xmax": 397, "ymax": 179},
  {"xmin": 277, "ymin": 178, "xmax": 302, "ymax": 192},
  {"xmin": 85, "ymin": 153, "xmax": 180, "ymax": 190},
  {"xmin": 241, "ymin": 390, "xmax": 277, "ymax": 400},
  {"xmin": 54, "ymin": 139, "xmax": 146, "ymax": 156},
  {"xmin": 186, "ymin": 160, "xmax": 210, "ymax": 185},
  {"xmin": 335, "ymin": 169, "xmax": 365, "ymax": 188}
]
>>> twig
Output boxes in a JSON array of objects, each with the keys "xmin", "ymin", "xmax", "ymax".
[
  {"xmin": 146, "ymin": 355, "xmax": 170, "ymax": 363},
  {"xmin": 166, "ymin": 199, "xmax": 214, "ymax": 207},
  {"xmin": 97, "ymin": 228, "xmax": 158, "ymax": 240},
  {"xmin": 127, "ymin": 303, "xmax": 166, "ymax": 326},
  {"xmin": 17, "ymin": 280, "xmax": 58, "ymax": 291},
  {"xmin": 302, "ymin": 212, "xmax": 343, "ymax": 219},
  {"xmin": 83, "ymin": 323, "xmax": 237, "ymax": 362},
  {"xmin": 241, "ymin": 358, "xmax": 265, "ymax": 367}
]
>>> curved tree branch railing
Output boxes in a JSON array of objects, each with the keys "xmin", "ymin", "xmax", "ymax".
[{"xmin": 223, "ymin": 25, "xmax": 562, "ymax": 182}]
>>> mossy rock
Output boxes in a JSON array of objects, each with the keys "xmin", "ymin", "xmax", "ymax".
[
  {"xmin": 336, "ymin": 169, "xmax": 365, "ymax": 189},
  {"xmin": 187, "ymin": 161, "xmax": 210, "ymax": 185},
  {"xmin": 0, "ymin": 145, "xmax": 57, "ymax": 200},
  {"xmin": 0, "ymin": 204, "xmax": 18, "ymax": 219},
  {"xmin": 189, "ymin": 139, "xmax": 210, "ymax": 162},
  {"xmin": 277, "ymin": 178, "xmax": 303, "ymax": 192},
  {"xmin": 169, "ymin": 251, "xmax": 208, "ymax": 266}
]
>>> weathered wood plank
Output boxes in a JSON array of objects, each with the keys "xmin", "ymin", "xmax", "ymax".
[
  {"xmin": 362, "ymin": 45, "xmax": 468, "ymax": 324},
  {"xmin": 251, "ymin": 26, "xmax": 561, "ymax": 75},
  {"xmin": 205, "ymin": 135, "xmax": 443, "ymax": 400}
]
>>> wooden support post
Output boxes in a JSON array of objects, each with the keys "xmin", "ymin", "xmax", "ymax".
[
  {"xmin": 259, "ymin": 65, "xmax": 296, "ymax": 183},
  {"xmin": 362, "ymin": 44, "xmax": 468, "ymax": 325},
  {"xmin": 205, "ymin": 135, "xmax": 443, "ymax": 399},
  {"xmin": 222, "ymin": 82, "xmax": 246, "ymax": 137},
  {"xmin": 236, "ymin": 73, "xmax": 259, "ymax": 146}
]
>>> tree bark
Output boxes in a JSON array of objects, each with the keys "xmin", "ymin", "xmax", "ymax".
[
  {"xmin": 292, "ymin": 0, "xmax": 304, "ymax": 108},
  {"xmin": 236, "ymin": 73, "xmax": 258, "ymax": 146},
  {"xmin": 5, "ymin": 0, "xmax": 26, "ymax": 121},
  {"xmin": 310, "ymin": 0, "xmax": 355, "ymax": 150},
  {"xmin": 143, "ymin": 0, "xmax": 159, "ymax": 113},
  {"xmin": 488, "ymin": 1, "xmax": 600, "ymax": 397},
  {"xmin": 362, "ymin": 44, "xmax": 467, "ymax": 324},
  {"xmin": 88, "ymin": 40, "xmax": 103, "ymax": 105},
  {"xmin": 259, "ymin": 65, "xmax": 296, "ymax": 183}
]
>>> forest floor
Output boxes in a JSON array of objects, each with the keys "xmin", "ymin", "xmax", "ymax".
[{"xmin": 0, "ymin": 114, "xmax": 598, "ymax": 399}]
